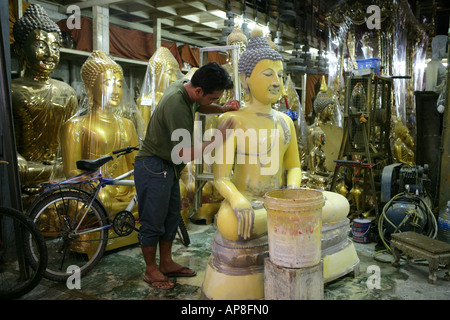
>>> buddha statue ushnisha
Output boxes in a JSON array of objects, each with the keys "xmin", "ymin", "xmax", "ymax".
[
  {"xmin": 137, "ymin": 47, "xmax": 181, "ymax": 129},
  {"xmin": 11, "ymin": 4, "xmax": 78, "ymax": 189},
  {"xmin": 60, "ymin": 50, "xmax": 140, "ymax": 250},
  {"xmin": 201, "ymin": 28, "xmax": 301, "ymax": 300}
]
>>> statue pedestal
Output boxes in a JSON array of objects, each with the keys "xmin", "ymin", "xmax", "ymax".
[
  {"xmin": 201, "ymin": 231, "xmax": 268, "ymax": 300},
  {"xmin": 264, "ymin": 259, "xmax": 324, "ymax": 300}
]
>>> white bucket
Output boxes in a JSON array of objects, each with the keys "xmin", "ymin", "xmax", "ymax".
[{"xmin": 264, "ymin": 189, "xmax": 325, "ymax": 268}]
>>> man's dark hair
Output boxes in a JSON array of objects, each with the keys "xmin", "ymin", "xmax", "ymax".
[{"xmin": 190, "ymin": 62, "xmax": 233, "ymax": 95}]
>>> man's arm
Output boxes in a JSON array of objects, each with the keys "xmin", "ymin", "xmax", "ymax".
[{"xmin": 197, "ymin": 100, "xmax": 240, "ymax": 114}]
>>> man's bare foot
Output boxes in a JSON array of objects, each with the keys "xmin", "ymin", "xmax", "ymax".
[{"xmin": 143, "ymin": 268, "xmax": 174, "ymax": 290}]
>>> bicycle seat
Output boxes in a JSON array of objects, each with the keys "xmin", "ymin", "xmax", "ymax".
[{"xmin": 76, "ymin": 155, "xmax": 114, "ymax": 171}]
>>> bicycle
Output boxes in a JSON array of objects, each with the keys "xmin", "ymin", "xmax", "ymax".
[
  {"xmin": 26, "ymin": 147, "xmax": 190, "ymax": 282},
  {"xmin": 0, "ymin": 206, "xmax": 47, "ymax": 299}
]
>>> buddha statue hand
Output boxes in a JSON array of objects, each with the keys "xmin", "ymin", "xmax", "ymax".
[{"xmin": 231, "ymin": 196, "xmax": 255, "ymax": 240}]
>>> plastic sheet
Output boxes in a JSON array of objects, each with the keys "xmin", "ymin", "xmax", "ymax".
[
  {"xmin": 137, "ymin": 47, "xmax": 182, "ymax": 128},
  {"xmin": 60, "ymin": 51, "xmax": 140, "ymax": 217}
]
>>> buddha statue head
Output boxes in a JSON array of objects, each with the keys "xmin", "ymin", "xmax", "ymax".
[
  {"xmin": 81, "ymin": 50, "xmax": 124, "ymax": 110},
  {"xmin": 238, "ymin": 27, "xmax": 284, "ymax": 106},
  {"xmin": 227, "ymin": 26, "xmax": 248, "ymax": 55},
  {"xmin": 148, "ymin": 47, "xmax": 180, "ymax": 92},
  {"xmin": 314, "ymin": 75, "xmax": 335, "ymax": 123},
  {"xmin": 13, "ymin": 4, "xmax": 62, "ymax": 79}
]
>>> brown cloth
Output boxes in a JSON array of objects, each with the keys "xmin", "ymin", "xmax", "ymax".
[{"xmin": 57, "ymin": 16, "xmax": 183, "ymax": 68}]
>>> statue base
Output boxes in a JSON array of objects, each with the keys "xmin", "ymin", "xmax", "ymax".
[
  {"xmin": 322, "ymin": 218, "xmax": 360, "ymax": 282},
  {"xmin": 201, "ymin": 231, "xmax": 268, "ymax": 300}
]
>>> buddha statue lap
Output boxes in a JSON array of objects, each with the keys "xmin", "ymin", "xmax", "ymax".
[
  {"xmin": 60, "ymin": 51, "xmax": 139, "ymax": 251},
  {"xmin": 11, "ymin": 4, "xmax": 78, "ymax": 195},
  {"xmin": 201, "ymin": 30, "xmax": 302, "ymax": 300}
]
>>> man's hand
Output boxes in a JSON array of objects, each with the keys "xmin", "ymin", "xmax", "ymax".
[{"xmin": 222, "ymin": 99, "xmax": 240, "ymax": 112}]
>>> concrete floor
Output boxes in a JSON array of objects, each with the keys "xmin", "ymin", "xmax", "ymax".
[{"xmin": 19, "ymin": 221, "xmax": 450, "ymax": 301}]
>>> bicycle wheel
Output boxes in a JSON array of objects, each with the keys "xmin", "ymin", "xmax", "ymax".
[
  {"xmin": 27, "ymin": 191, "xmax": 108, "ymax": 282},
  {"xmin": 0, "ymin": 207, "xmax": 47, "ymax": 299},
  {"xmin": 177, "ymin": 218, "xmax": 190, "ymax": 247}
]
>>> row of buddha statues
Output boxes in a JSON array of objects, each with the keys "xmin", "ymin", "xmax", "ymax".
[
  {"xmin": 10, "ymin": 4, "xmax": 413, "ymax": 299},
  {"xmin": 11, "ymin": 4, "xmax": 341, "ymax": 220}
]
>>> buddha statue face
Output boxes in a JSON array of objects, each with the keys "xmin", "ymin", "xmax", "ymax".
[
  {"xmin": 81, "ymin": 51, "xmax": 124, "ymax": 110},
  {"xmin": 246, "ymin": 59, "xmax": 284, "ymax": 105},
  {"xmin": 148, "ymin": 47, "xmax": 179, "ymax": 91},
  {"xmin": 90, "ymin": 69, "xmax": 124, "ymax": 109},
  {"xmin": 22, "ymin": 29, "xmax": 60, "ymax": 74}
]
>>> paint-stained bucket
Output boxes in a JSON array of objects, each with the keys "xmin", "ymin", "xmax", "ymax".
[
  {"xmin": 351, "ymin": 218, "xmax": 371, "ymax": 243},
  {"xmin": 264, "ymin": 189, "xmax": 325, "ymax": 268}
]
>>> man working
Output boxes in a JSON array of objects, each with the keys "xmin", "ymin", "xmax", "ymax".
[{"xmin": 134, "ymin": 62, "xmax": 237, "ymax": 290}]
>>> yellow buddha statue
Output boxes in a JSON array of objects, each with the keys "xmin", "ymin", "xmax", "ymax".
[
  {"xmin": 60, "ymin": 50, "xmax": 139, "ymax": 251},
  {"xmin": 393, "ymin": 118, "xmax": 415, "ymax": 166},
  {"xmin": 138, "ymin": 47, "xmax": 181, "ymax": 128},
  {"xmin": 202, "ymin": 31, "xmax": 301, "ymax": 300},
  {"xmin": 11, "ymin": 4, "xmax": 78, "ymax": 191}
]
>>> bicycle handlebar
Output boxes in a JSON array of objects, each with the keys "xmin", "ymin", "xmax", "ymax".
[{"xmin": 112, "ymin": 146, "xmax": 139, "ymax": 156}]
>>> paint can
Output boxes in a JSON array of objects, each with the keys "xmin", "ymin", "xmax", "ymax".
[
  {"xmin": 264, "ymin": 189, "xmax": 325, "ymax": 268},
  {"xmin": 351, "ymin": 218, "xmax": 371, "ymax": 243}
]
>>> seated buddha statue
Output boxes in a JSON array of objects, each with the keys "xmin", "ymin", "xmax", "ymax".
[
  {"xmin": 11, "ymin": 4, "xmax": 78, "ymax": 191},
  {"xmin": 393, "ymin": 118, "xmax": 415, "ymax": 166},
  {"xmin": 202, "ymin": 30, "xmax": 301, "ymax": 300},
  {"xmin": 137, "ymin": 47, "xmax": 181, "ymax": 129},
  {"xmin": 60, "ymin": 50, "xmax": 139, "ymax": 250}
]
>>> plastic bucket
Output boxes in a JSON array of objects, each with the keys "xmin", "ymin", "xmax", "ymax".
[
  {"xmin": 351, "ymin": 218, "xmax": 371, "ymax": 243},
  {"xmin": 264, "ymin": 189, "xmax": 325, "ymax": 268}
]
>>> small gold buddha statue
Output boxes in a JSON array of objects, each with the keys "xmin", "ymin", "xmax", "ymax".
[
  {"xmin": 60, "ymin": 50, "xmax": 139, "ymax": 250},
  {"xmin": 313, "ymin": 75, "xmax": 335, "ymax": 124},
  {"xmin": 393, "ymin": 118, "xmax": 415, "ymax": 166},
  {"xmin": 11, "ymin": 4, "xmax": 78, "ymax": 190},
  {"xmin": 137, "ymin": 47, "xmax": 180, "ymax": 128},
  {"xmin": 306, "ymin": 118, "xmax": 330, "ymax": 190},
  {"xmin": 202, "ymin": 29, "xmax": 301, "ymax": 300},
  {"xmin": 218, "ymin": 26, "xmax": 248, "ymax": 105}
]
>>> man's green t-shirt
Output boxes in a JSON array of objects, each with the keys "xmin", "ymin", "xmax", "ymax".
[{"xmin": 135, "ymin": 79, "xmax": 200, "ymax": 177}]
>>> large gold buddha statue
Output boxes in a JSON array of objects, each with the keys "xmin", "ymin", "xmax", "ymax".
[
  {"xmin": 202, "ymin": 30, "xmax": 301, "ymax": 300},
  {"xmin": 60, "ymin": 50, "xmax": 139, "ymax": 250},
  {"xmin": 137, "ymin": 47, "xmax": 180, "ymax": 128},
  {"xmin": 11, "ymin": 4, "xmax": 77, "ymax": 190}
]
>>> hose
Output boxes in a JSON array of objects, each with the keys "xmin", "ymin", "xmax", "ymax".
[{"xmin": 377, "ymin": 191, "xmax": 437, "ymax": 254}]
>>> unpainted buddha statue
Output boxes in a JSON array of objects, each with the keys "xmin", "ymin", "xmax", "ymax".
[
  {"xmin": 426, "ymin": 35, "xmax": 447, "ymax": 92},
  {"xmin": 11, "ymin": 4, "xmax": 78, "ymax": 191},
  {"xmin": 202, "ymin": 30, "xmax": 302, "ymax": 300},
  {"xmin": 137, "ymin": 47, "xmax": 181, "ymax": 129},
  {"xmin": 60, "ymin": 50, "xmax": 139, "ymax": 251},
  {"xmin": 393, "ymin": 118, "xmax": 415, "ymax": 166}
]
